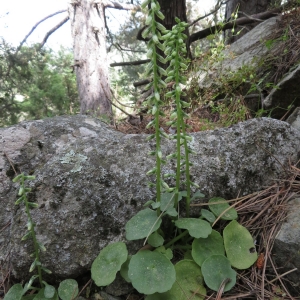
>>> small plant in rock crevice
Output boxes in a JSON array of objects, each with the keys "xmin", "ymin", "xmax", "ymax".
[
  {"xmin": 4, "ymin": 174, "xmax": 79, "ymax": 300},
  {"xmin": 90, "ymin": 1, "xmax": 258, "ymax": 299}
]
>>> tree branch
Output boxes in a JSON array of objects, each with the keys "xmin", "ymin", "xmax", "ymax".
[
  {"xmin": 137, "ymin": 25, "xmax": 150, "ymax": 42},
  {"xmin": 133, "ymin": 79, "xmax": 151, "ymax": 88},
  {"xmin": 16, "ymin": 10, "xmax": 67, "ymax": 54},
  {"xmin": 110, "ymin": 59, "xmax": 150, "ymax": 67},
  {"xmin": 38, "ymin": 16, "xmax": 70, "ymax": 50},
  {"xmin": 5, "ymin": 10, "xmax": 68, "ymax": 78},
  {"xmin": 189, "ymin": 7, "xmax": 283, "ymax": 44},
  {"xmin": 99, "ymin": 0, "xmax": 141, "ymax": 11},
  {"xmin": 189, "ymin": 0, "xmax": 230, "ymax": 27}
]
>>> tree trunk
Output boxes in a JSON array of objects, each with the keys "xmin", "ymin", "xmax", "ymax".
[
  {"xmin": 156, "ymin": 0, "xmax": 189, "ymax": 65},
  {"xmin": 158, "ymin": 0, "xmax": 188, "ymax": 30},
  {"xmin": 68, "ymin": 0, "xmax": 112, "ymax": 118},
  {"xmin": 225, "ymin": 0, "xmax": 276, "ymax": 44}
]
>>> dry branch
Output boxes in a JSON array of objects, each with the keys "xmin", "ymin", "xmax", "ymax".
[
  {"xmin": 189, "ymin": 7, "xmax": 282, "ymax": 44},
  {"xmin": 133, "ymin": 79, "xmax": 151, "ymax": 87},
  {"xmin": 16, "ymin": 10, "xmax": 67, "ymax": 53},
  {"xmin": 101, "ymin": 0, "xmax": 140, "ymax": 11},
  {"xmin": 38, "ymin": 16, "xmax": 70, "ymax": 50},
  {"xmin": 110, "ymin": 59, "xmax": 150, "ymax": 67}
]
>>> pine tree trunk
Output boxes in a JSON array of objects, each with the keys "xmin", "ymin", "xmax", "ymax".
[
  {"xmin": 68, "ymin": 0, "xmax": 112, "ymax": 118},
  {"xmin": 225, "ymin": 0, "xmax": 276, "ymax": 44},
  {"xmin": 156, "ymin": 0, "xmax": 189, "ymax": 65},
  {"xmin": 158, "ymin": 0, "xmax": 188, "ymax": 30}
]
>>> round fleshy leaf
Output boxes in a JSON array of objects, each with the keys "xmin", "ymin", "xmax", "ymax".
[
  {"xmin": 208, "ymin": 197, "xmax": 237, "ymax": 220},
  {"xmin": 172, "ymin": 260, "xmax": 206, "ymax": 299},
  {"xmin": 145, "ymin": 260, "xmax": 206, "ymax": 300},
  {"xmin": 145, "ymin": 293, "xmax": 173, "ymax": 300},
  {"xmin": 200, "ymin": 209, "xmax": 216, "ymax": 223},
  {"xmin": 120, "ymin": 256, "xmax": 131, "ymax": 283},
  {"xmin": 224, "ymin": 220, "xmax": 257, "ymax": 269},
  {"xmin": 91, "ymin": 242, "xmax": 128, "ymax": 286},
  {"xmin": 175, "ymin": 218, "xmax": 212, "ymax": 238},
  {"xmin": 3, "ymin": 284, "xmax": 24, "ymax": 300},
  {"xmin": 202, "ymin": 255, "xmax": 236, "ymax": 292},
  {"xmin": 125, "ymin": 208, "xmax": 162, "ymax": 240},
  {"xmin": 128, "ymin": 250, "xmax": 175, "ymax": 294},
  {"xmin": 33, "ymin": 288, "xmax": 58, "ymax": 300},
  {"xmin": 44, "ymin": 284, "xmax": 56, "ymax": 298},
  {"xmin": 58, "ymin": 279, "xmax": 78, "ymax": 300},
  {"xmin": 148, "ymin": 231, "xmax": 164, "ymax": 247},
  {"xmin": 192, "ymin": 230, "xmax": 225, "ymax": 266}
]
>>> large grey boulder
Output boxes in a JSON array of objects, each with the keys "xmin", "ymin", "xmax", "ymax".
[{"xmin": 1, "ymin": 115, "xmax": 300, "ymax": 287}]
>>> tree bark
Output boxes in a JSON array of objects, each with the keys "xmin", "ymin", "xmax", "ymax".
[
  {"xmin": 68, "ymin": 0, "xmax": 112, "ymax": 118},
  {"xmin": 225, "ymin": 0, "xmax": 277, "ymax": 43},
  {"xmin": 157, "ymin": 0, "xmax": 188, "ymax": 30},
  {"xmin": 156, "ymin": 0, "xmax": 189, "ymax": 65}
]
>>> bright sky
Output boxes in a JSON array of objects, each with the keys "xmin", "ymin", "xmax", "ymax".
[
  {"xmin": 0, "ymin": 0, "xmax": 72, "ymax": 50},
  {"xmin": 0, "ymin": 0, "xmax": 215, "ymax": 52}
]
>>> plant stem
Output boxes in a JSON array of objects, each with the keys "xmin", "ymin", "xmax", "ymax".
[
  {"xmin": 150, "ymin": 4, "xmax": 161, "ymax": 212},
  {"xmin": 164, "ymin": 230, "xmax": 189, "ymax": 248}
]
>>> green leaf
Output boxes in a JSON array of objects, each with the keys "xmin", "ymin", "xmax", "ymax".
[
  {"xmin": 145, "ymin": 260, "xmax": 206, "ymax": 300},
  {"xmin": 208, "ymin": 197, "xmax": 238, "ymax": 220},
  {"xmin": 29, "ymin": 258, "xmax": 37, "ymax": 272},
  {"xmin": 23, "ymin": 275, "xmax": 38, "ymax": 294},
  {"xmin": 44, "ymin": 284, "xmax": 56, "ymax": 298},
  {"xmin": 57, "ymin": 279, "xmax": 78, "ymax": 300},
  {"xmin": 223, "ymin": 220, "xmax": 257, "ymax": 269},
  {"xmin": 125, "ymin": 208, "xmax": 162, "ymax": 240},
  {"xmin": 91, "ymin": 242, "xmax": 128, "ymax": 286},
  {"xmin": 128, "ymin": 250, "xmax": 175, "ymax": 294},
  {"xmin": 172, "ymin": 260, "xmax": 206, "ymax": 299},
  {"xmin": 28, "ymin": 202, "xmax": 39, "ymax": 208},
  {"xmin": 155, "ymin": 10, "xmax": 165, "ymax": 20},
  {"xmin": 3, "ymin": 284, "xmax": 24, "ymax": 300},
  {"xmin": 175, "ymin": 218, "xmax": 212, "ymax": 238},
  {"xmin": 21, "ymin": 231, "xmax": 32, "ymax": 241},
  {"xmin": 200, "ymin": 209, "xmax": 216, "ymax": 223},
  {"xmin": 202, "ymin": 255, "xmax": 236, "ymax": 292},
  {"xmin": 15, "ymin": 195, "xmax": 25, "ymax": 205},
  {"xmin": 38, "ymin": 242, "xmax": 46, "ymax": 252},
  {"xmin": 120, "ymin": 256, "xmax": 131, "ymax": 283},
  {"xmin": 192, "ymin": 230, "xmax": 225, "ymax": 266},
  {"xmin": 33, "ymin": 287, "xmax": 58, "ymax": 300},
  {"xmin": 191, "ymin": 190, "xmax": 205, "ymax": 201},
  {"xmin": 148, "ymin": 231, "xmax": 164, "ymax": 247},
  {"xmin": 41, "ymin": 266, "xmax": 52, "ymax": 274},
  {"xmin": 154, "ymin": 246, "xmax": 173, "ymax": 260},
  {"xmin": 160, "ymin": 192, "xmax": 177, "ymax": 216},
  {"xmin": 141, "ymin": 0, "xmax": 150, "ymax": 9},
  {"xmin": 13, "ymin": 173, "xmax": 24, "ymax": 182}
]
